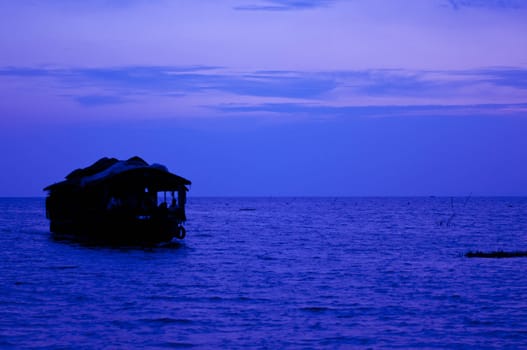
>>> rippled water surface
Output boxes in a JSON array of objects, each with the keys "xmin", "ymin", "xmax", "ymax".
[{"xmin": 1, "ymin": 197, "xmax": 527, "ymax": 349}]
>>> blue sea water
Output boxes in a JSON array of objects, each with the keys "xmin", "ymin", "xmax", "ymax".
[{"xmin": 1, "ymin": 197, "xmax": 527, "ymax": 349}]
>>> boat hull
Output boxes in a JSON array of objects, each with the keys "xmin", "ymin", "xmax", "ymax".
[{"xmin": 49, "ymin": 213, "xmax": 183, "ymax": 244}]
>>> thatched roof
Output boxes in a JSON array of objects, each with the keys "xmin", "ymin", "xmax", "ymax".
[{"xmin": 44, "ymin": 156, "xmax": 191, "ymax": 192}]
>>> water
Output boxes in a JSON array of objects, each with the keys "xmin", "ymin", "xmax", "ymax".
[{"xmin": 1, "ymin": 197, "xmax": 527, "ymax": 349}]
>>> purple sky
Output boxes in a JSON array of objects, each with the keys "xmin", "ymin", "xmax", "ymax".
[{"xmin": 1, "ymin": 0, "xmax": 526, "ymax": 196}]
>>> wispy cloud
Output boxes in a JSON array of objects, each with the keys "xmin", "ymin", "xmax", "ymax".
[
  {"xmin": 5, "ymin": 65, "xmax": 525, "ymax": 101},
  {"xmin": 236, "ymin": 0, "xmax": 527, "ymax": 12},
  {"xmin": 472, "ymin": 68, "xmax": 527, "ymax": 89},
  {"xmin": 0, "ymin": 66, "xmax": 338, "ymax": 100},
  {"xmin": 74, "ymin": 95, "xmax": 128, "ymax": 107},
  {"xmin": 1, "ymin": 65, "xmax": 526, "ymax": 119},
  {"xmin": 234, "ymin": 0, "xmax": 335, "ymax": 11},
  {"xmin": 22, "ymin": 0, "xmax": 157, "ymax": 12},
  {"xmin": 446, "ymin": 0, "xmax": 526, "ymax": 9},
  {"xmin": 213, "ymin": 102, "xmax": 527, "ymax": 118}
]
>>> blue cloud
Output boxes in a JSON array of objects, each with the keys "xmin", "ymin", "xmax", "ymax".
[
  {"xmin": 0, "ymin": 67, "xmax": 55, "ymax": 77},
  {"xmin": 74, "ymin": 67, "xmax": 336, "ymax": 98},
  {"xmin": 2, "ymin": 66, "xmax": 526, "ymax": 108},
  {"xmin": 0, "ymin": 66, "xmax": 338, "ymax": 99},
  {"xmin": 75, "ymin": 95, "xmax": 127, "ymax": 107},
  {"xmin": 217, "ymin": 73, "xmax": 337, "ymax": 98},
  {"xmin": 473, "ymin": 68, "xmax": 527, "ymax": 90},
  {"xmin": 234, "ymin": 0, "xmax": 335, "ymax": 11},
  {"xmin": 446, "ymin": 0, "xmax": 525, "ymax": 9},
  {"xmin": 23, "ymin": 0, "xmax": 156, "ymax": 11},
  {"xmin": 213, "ymin": 102, "xmax": 527, "ymax": 117},
  {"xmin": 337, "ymin": 70, "xmax": 441, "ymax": 97},
  {"xmin": 72, "ymin": 66, "xmax": 208, "ymax": 92},
  {"xmin": 339, "ymin": 68, "xmax": 527, "ymax": 97}
]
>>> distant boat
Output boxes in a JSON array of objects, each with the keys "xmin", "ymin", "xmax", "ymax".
[{"xmin": 44, "ymin": 156, "xmax": 191, "ymax": 244}]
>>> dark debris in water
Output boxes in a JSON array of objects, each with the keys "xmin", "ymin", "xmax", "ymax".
[
  {"xmin": 158, "ymin": 342, "xmax": 195, "ymax": 348},
  {"xmin": 301, "ymin": 306, "xmax": 331, "ymax": 313},
  {"xmin": 465, "ymin": 250, "xmax": 527, "ymax": 258},
  {"xmin": 143, "ymin": 317, "xmax": 193, "ymax": 325},
  {"xmin": 46, "ymin": 265, "xmax": 79, "ymax": 270}
]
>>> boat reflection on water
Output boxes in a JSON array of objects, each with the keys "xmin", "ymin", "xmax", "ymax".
[{"xmin": 44, "ymin": 156, "xmax": 191, "ymax": 245}]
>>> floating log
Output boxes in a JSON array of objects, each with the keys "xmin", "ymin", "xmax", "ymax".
[{"xmin": 465, "ymin": 250, "xmax": 527, "ymax": 258}]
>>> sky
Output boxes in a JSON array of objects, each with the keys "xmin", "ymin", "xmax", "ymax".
[{"xmin": 0, "ymin": 0, "xmax": 526, "ymax": 196}]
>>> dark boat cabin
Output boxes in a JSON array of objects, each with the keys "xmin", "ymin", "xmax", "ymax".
[{"xmin": 44, "ymin": 156, "xmax": 191, "ymax": 243}]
